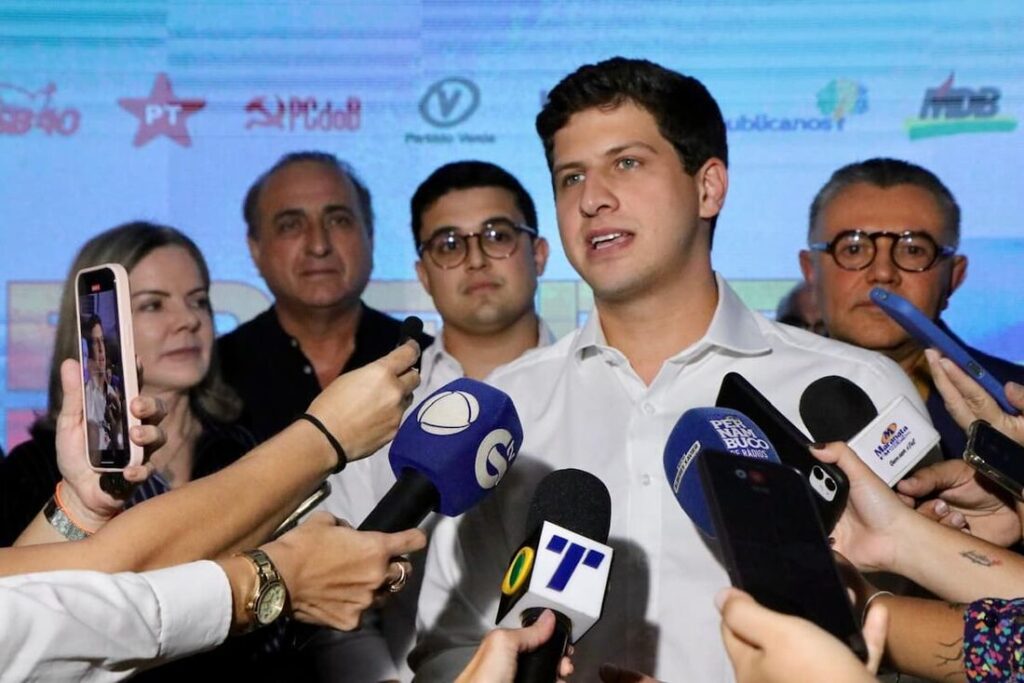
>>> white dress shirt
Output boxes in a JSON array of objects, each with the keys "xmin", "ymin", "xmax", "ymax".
[
  {"xmin": 0, "ymin": 560, "xmax": 230, "ymax": 682},
  {"xmin": 410, "ymin": 274, "xmax": 927, "ymax": 682},
  {"xmin": 84, "ymin": 376, "xmax": 111, "ymax": 451},
  {"xmin": 316, "ymin": 318, "xmax": 556, "ymax": 682}
]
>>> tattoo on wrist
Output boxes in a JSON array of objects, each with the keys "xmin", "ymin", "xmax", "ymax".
[{"xmin": 960, "ymin": 550, "xmax": 1002, "ymax": 567}]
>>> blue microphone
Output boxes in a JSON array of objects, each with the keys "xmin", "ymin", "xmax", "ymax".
[
  {"xmin": 663, "ymin": 407, "xmax": 780, "ymax": 538},
  {"xmin": 359, "ymin": 378, "xmax": 523, "ymax": 532}
]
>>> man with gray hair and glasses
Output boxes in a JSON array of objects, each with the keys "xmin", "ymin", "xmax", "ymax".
[{"xmin": 799, "ymin": 157, "xmax": 1024, "ymax": 462}]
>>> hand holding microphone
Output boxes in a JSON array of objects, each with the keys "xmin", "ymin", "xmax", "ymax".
[
  {"xmin": 495, "ymin": 468, "xmax": 613, "ymax": 683},
  {"xmin": 358, "ymin": 377, "xmax": 523, "ymax": 533}
]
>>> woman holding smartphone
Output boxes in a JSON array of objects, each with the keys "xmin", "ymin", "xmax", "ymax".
[{"xmin": 0, "ymin": 221, "xmax": 254, "ymax": 543}]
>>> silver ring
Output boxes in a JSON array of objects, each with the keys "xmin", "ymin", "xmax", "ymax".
[{"xmin": 385, "ymin": 561, "xmax": 408, "ymax": 593}]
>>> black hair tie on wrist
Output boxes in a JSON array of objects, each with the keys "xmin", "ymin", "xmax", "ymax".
[{"xmin": 298, "ymin": 413, "xmax": 347, "ymax": 474}]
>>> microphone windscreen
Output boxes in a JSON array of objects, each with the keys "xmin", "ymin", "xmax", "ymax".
[
  {"xmin": 388, "ymin": 377, "xmax": 523, "ymax": 517},
  {"xmin": 399, "ymin": 315, "xmax": 424, "ymax": 343},
  {"xmin": 663, "ymin": 407, "xmax": 780, "ymax": 538},
  {"xmin": 526, "ymin": 469, "xmax": 611, "ymax": 544},
  {"xmin": 799, "ymin": 376, "xmax": 878, "ymax": 443}
]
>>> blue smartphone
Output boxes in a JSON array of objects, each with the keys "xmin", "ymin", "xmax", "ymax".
[{"xmin": 870, "ymin": 287, "xmax": 1020, "ymax": 416}]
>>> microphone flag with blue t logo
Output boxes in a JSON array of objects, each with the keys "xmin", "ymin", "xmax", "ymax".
[
  {"xmin": 495, "ymin": 468, "xmax": 613, "ymax": 646},
  {"xmin": 359, "ymin": 377, "xmax": 522, "ymax": 532}
]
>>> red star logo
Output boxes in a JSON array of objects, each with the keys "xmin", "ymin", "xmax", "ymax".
[{"xmin": 118, "ymin": 73, "xmax": 205, "ymax": 147}]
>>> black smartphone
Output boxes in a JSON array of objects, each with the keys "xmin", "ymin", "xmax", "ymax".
[
  {"xmin": 699, "ymin": 449, "xmax": 868, "ymax": 661},
  {"xmin": 271, "ymin": 481, "xmax": 332, "ymax": 539},
  {"xmin": 963, "ymin": 420, "xmax": 1024, "ymax": 502},
  {"xmin": 75, "ymin": 264, "xmax": 142, "ymax": 471},
  {"xmin": 716, "ymin": 372, "xmax": 848, "ymax": 532}
]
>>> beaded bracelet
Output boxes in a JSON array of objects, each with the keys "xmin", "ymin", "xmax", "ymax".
[{"xmin": 298, "ymin": 413, "xmax": 348, "ymax": 474}]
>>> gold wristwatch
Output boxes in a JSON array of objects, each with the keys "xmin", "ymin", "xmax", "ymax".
[{"xmin": 239, "ymin": 548, "xmax": 288, "ymax": 629}]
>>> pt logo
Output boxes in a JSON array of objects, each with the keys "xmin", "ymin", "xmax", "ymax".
[
  {"xmin": 118, "ymin": 73, "xmax": 206, "ymax": 147},
  {"xmin": 544, "ymin": 535, "xmax": 606, "ymax": 591},
  {"xmin": 419, "ymin": 77, "xmax": 479, "ymax": 128}
]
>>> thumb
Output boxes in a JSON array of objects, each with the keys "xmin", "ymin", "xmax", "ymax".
[
  {"xmin": 385, "ymin": 527, "xmax": 428, "ymax": 555},
  {"xmin": 516, "ymin": 609, "xmax": 557, "ymax": 653},
  {"xmin": 716, "ymin": 588, "xmax": 776, "ymax": 648},
  {"xmin": 382, "ymin": 340, "xmax": 420, "ymax": 376},
  {"xmin": 58, "ymin": 358, "xmax": 84, "ymax": 424}
]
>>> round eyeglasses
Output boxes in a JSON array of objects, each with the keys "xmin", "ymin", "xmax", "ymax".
[
  {"xmin": 418, "ymin": 218, "xmax": 538, "ymax": 270},
  {"xmin": 808, "ymin": 230, "xmax": 956, "ymax": 272}
]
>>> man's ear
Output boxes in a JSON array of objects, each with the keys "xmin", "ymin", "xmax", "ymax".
[
  {"xmin": 414, "ymin": 259, "xmax": 432, "ymax": 296},
  {"xmin": 798, "ymin": 249, "xmax": 816, "ymax": 287},
  {"xmin": 939, "ymin": 255, "xmax": 968, "ymax": 312},
  {"xmin": 247, "ymin": 237, "xmax": 262, "ymax": 272},
  {"xmin": 697, "ymin": 158, "xmax": 728, "ymax": 221},
  {"xmin": 532, "ymin": 237, "xmax": 550, "ymax": 277}
]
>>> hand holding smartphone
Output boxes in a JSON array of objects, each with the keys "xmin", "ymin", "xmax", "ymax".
[
  {"xmin": 75, "ymin": 264, "xmax": 142, "ymax": 472},
  {"xmin": 699, "ymin": 449, "xmax": 868, "ymax": 661},
  {"xmin": 963, "ymin": 420, "xmax": 1024, "ymax": 502},
  {"xmin": 870, "ymin": 288, "xmax": 1020, "ymax": 416}
]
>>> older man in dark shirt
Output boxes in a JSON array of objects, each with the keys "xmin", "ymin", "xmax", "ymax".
[{"xmin": 219, "ymin": 152, "xmax": 431, "ymax": 443}]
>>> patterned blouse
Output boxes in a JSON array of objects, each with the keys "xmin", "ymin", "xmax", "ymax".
[{"xmin": 964, "ymin": 597, "xmax": 1024, "ymax": 681}]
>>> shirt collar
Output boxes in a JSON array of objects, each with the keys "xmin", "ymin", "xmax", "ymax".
[
  {"xmin": 425, "ymin": 315, "xmax": 556, "ymax": 379},
  {"xmin": 571, "ymin": 273, "xmax": 772, "ymax": 364}
]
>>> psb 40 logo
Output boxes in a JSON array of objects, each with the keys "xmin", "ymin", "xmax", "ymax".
[{"xmin": 416, "ymin": 390, "xmax": 516, "ymax": 489}]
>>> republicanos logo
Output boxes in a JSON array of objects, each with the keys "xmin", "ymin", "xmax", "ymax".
[
  {"xmin": 905, "ymin": 73, "xmax": 1017, "ymax": 141},
  {"xmin": 874, "ymin": 422, "xmax": 910, "ymax": 460},
  {"xmin": 726, "ymin": 79, "xmax": 867, "ymax": 133},
  {"xmin": 544, "ymin": 534, "xmax": 606, "ymax": 592},
  {"xmin": 419, "ymin": 77, "xmax": 479, "ymax": 128}
]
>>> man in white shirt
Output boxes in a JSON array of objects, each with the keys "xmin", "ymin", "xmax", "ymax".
[
  {"xmin": 410, "ymin": 57, "xmax": 925, "ymax": 682},
  {"xmin": 319, "ymin": 160, "xmax": 554, "ymax": 681}
]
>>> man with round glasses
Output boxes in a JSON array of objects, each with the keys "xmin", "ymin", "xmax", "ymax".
[
  {"xmin": 799, "ymin": 157, "xmax": 1024, "ymax": 460},
  {"xmin": 317, "ymin": 160, "xmax": 553, "ymax": 682}
]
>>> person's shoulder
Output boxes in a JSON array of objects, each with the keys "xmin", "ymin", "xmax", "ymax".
[
  {"xmin": 217, "ymin": 307, "xmax": 276, "ymax": 348},
  {"xmin": 759, "ymin": 316, "xmax": 898, "ymax": 374},
  {"xmin": 360, "ymin": 305, "xmax": 434, "ymax": 348},
  {"xmin": 487, "ymin": 328, "xmax": 579, "ymax": 386}
]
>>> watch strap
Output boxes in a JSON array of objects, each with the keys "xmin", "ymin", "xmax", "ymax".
[
  {"xmin": 239, "ymin": 548, "xmax": 286, "ymax": 629},
  {"xmin": 44, "ymin": 495, "xmax": 90, "ymax": 541}
]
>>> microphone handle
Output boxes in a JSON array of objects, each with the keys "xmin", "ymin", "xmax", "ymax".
[
  {"xmin": 514, "ymin": 608, "xmax": 572, "ymax": 683},
  {"xmin": 357, "ymin": 469, "xmax": 440, "ymax": 532}
]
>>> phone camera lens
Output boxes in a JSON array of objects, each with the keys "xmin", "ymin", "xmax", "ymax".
[
  {"xmin": 825, "ymin": 478, "xmax": 836, "ymax": 491},
  {"xmin": 811, "ymin": 466, "xmax": 824, "ymax": 480},
  {"xmin": 734, "ymin": 469, "xmax": 747, "ymax": 480}
]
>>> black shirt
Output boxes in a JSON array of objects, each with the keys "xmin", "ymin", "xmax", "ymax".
[
  {"xmin": 0, "ymin": 415, "xmax": 255, "ymax": 547},
  {"xmin": 217, "ymin": 303, "xmax": 432, "ymax": 444}
]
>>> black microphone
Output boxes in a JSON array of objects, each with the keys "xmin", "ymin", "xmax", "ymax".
[
  {"xmin": 398, "ymin": 315, "xmax": 424, "ymax": 345},
  {"xmin": 799, "ymin": 375, "xmax": 877, "ymax": 442},
  {"xmin": 358, "ymin": 377, "xmax": 522, "ymax": 532},
  {"xmin": 799, "ymin": 375, "xmax": 939, "ymax": 486},
  {"xmin": 495, "ymin": 469, "xmax": 614, "ymax": 683}
]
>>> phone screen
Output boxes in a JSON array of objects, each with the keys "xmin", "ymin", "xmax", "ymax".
[
  {"xmin": 700, "ymin": 449, "xmax": 867, "ymax": 660},
  {"xmin": 78, "ymin": 268, "xmax": 132, "ymax": 469},
  {"xmin": 966, "ymin": 421, "xmax": 1024, "ymax": 500}
]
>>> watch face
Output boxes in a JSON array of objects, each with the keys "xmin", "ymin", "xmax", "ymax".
[{"xmin": 256, "ymin": 582, "xmax": 287, "ymax": 624}]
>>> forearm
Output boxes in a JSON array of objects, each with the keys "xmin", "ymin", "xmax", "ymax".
[
  {"xmin": 14, "ymin": 509, "xmax": 65, "ymax": 546},
  {"xmin": 882, "ymin": 595, "xmax": 966, "ymax": 682},
  {"xmin": 0, "ymin": 421, "xmax": 336, "ymax": 576},
  {"xmin": 891, "ymin": 513, "xmax": 1024, "ymax": 602}
]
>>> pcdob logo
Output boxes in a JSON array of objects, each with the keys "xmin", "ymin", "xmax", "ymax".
[{"xmin": 416, "ymin": 390, "xmax": 516, "ymax": 488}]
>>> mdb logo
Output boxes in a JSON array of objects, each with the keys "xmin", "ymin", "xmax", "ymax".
[
  {"xmin": 543, "ymin": 534, "xmax": 606, "ymax": 592},
  {"xmin": 419, "ymin": 77, "xmax": 479, "ymax": 128},
  {"xmin": 417, "ymin": 390, "xmax": 480, "ymax": 435},
  {"xmin": 475, "ymin": 428, "xmax": 516, "ymax": 488},
  {"xmin": 906, "ymin": 73, "xmax": 1017, "ymax": 140}
]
